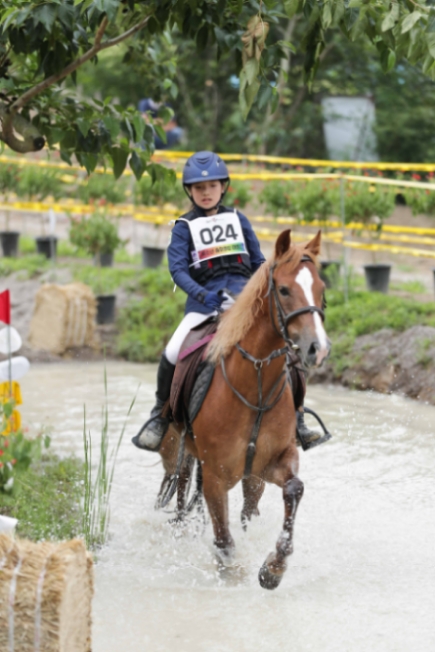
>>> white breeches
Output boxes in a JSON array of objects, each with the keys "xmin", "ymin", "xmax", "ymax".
[
  {"xmin": 164, "ymin": 294, "xmax": 234, "ymax": 365},
  {"xmin": 165, "ymin": 312, "xmax": 215, "ymax": 364}
]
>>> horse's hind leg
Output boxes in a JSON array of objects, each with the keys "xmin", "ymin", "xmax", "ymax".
[
  {"xmin": 203, "ymin": 469, "xmax": 235, "ymax": 566},
  {"xmin": 175, "ymin": 455, "xmax": 195, "ymax": 520},
  {"xmin": 259, "ymin": 458, "xmax": 304, "ymax": 590},
  {"xmin": 241, "ymin": 476, "xmax": 265, "ymax": 530}
]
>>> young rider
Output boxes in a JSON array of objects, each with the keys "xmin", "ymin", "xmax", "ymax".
[{"xmin": 132, "ymin": 151, "xmax": 326, "ymax": 452}]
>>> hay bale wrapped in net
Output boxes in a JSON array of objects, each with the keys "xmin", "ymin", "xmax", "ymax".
[
  {"xmin": 28, "ymin": 282, "xmax": 97, "ymax": 354},
  {"xmin": 0, "ymin": 534, "xmax": 93, "ymax": 652}
]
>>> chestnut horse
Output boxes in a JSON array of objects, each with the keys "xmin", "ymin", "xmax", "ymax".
[{"xmin": 159, "ymin": 229, "xmax": 330, "ymax": 589}]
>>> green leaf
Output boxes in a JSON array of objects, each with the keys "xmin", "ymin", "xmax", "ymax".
[
  {"xmin": 244, "ymin": 58, "xmax": 259, "ymax": 85},
  {"xmin": 387, "ymin": 49, "xmax": 396, "ymax": 71},
  {"xmin": 242, "ymin": 78, "xmax": 260, "ymax": 120},
  {"xmin": 427, "ymin": 32, "xmax": 435, "ymax": 59},
  {"xmin": 111, "ymin": 147, "xmax": 129, "ymax": 179},
  {"xmin": 284, "ymin": 0, "xmax": 300, "ymax": 19},
  {"xmin": 34, "ymin": 4, "xmax": 58, "ymax": 31},
  {"xmin": 79, "ymin": 153, "xmax": 98, "ymax": 174},
  {"xmin": 257, "ymin": 83, "xmax": 273, "ymax": 110},
  {"xmin": 270, "ymin": 87, "xmax": 279, "ymax": 115},
  {"xmin": 322, "ymin": 1, "xmax": 332, "ymax": 30},
  {"xmin": 154, "ymin": 124, "xmax": 167, "ymax": 144},
  {"xmin": 131, "ymin": 115, "xmax": 144, "ymax": 141},
  {"xmin": 276, "ymin": 40, "xmax": 296, "ymax": 53},
  {"xmin": 102, "ymin": 115, "xmax": 120, "ymax": 140},
  {"xmin": 382, "ymin": 2, "xmax": 399, "ymax": 32},
  {"xmin": 77, "ymin": 119, "xmax": 92, "ymax": 137},
  {"xmin": 129, "ymin": 151, "xmax": 147, "ymax": 181},
  {"xmin": 401, "ymin": 11, "xmax": 423, "ymax": 34}
]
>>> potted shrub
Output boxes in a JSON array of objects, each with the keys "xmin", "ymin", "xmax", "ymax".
[
  {"xmin": 0, "ymin": 164, "xmax": 20, "ymax": 257},
  {"xmin": 77, "ymin": 174, "xmax": 128, "ymax": 205},
  {"xmin": 69, "ymin": 210, "xmax": 123, "ymax": 268},
  {"xmin": 344, "ymin": 182, "xmax": 395, "ymax": 293},
  {"xmin": 134, "ymin": 172, "xmax": 185, "ymax": 268},
  {"xmin": 15, "ymin": 166, "xmax": 63, "ymax": 259},
  {"xmin": 296, "ymin": 179, "xmax": 341, "ymax": 287}
]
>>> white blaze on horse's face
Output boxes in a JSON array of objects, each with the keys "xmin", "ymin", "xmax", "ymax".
[{"xmin": 295, "ymin": 266, "xmax": 329, "ymax": 366}]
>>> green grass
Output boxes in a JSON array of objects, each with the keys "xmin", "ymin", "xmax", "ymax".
[
  {"xmin": 0, "ymin": 454, "xmax": 84, "ymax": 541},
  {"xmin": 390, "ymin": 279, "xmax": 427, "ymax": 294},
  {"xmin": 325, "ymin": 289, "xmax": 435, "ymax": 375},
  {"xmin": 114, "ymin": 248, "xmax": 141, "ymax": 265},
  {"xmin": 117, "ymin": 267, "xmax": 185, "ymax": 362},
  {"xmin": 0, "ymin": 254, "xmax": 49, "ymax": 278},
  {"xmin": 73, "ymin": 265, "xmax": 138, "ymax": 294}
]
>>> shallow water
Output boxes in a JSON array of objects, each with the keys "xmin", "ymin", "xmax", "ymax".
[{"xmin": 20, "ymin": 362, "xmax": 435, "ymax": 652}]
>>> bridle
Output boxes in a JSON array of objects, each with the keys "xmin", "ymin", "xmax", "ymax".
[
  {"xmin": 221, "ymin": 254, "xmax": 326, "ymax": 478},
  {"xmin": 267, "ymin": 255, "xmax": 325, "ymax": 351}
]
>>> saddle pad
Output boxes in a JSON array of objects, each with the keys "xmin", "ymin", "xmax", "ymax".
[{"xmin": 170, "ymin": 318, "xmax": 217, "ymax": 424}]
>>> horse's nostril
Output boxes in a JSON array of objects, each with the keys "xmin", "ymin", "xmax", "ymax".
[{"xmin": 308, "ymin": 342, "xmax": 318, "ymax": 357}]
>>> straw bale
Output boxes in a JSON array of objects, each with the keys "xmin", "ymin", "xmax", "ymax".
[
  {"xmin": 28, "ymin": 283, "xmax": 97, "ymax": 354},
  {"xmin": 0, "ymin": 534, "xmax": 93, "ymax": 652}
]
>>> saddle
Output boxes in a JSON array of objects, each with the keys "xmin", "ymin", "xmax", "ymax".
[{"xmin": 169, "ymin": 318, "xmax": 218, "ymax": 425}]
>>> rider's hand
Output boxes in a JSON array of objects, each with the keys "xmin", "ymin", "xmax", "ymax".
[{"xmin": 203, "ymin": 291, "xmax": 225, "ymax": 310}]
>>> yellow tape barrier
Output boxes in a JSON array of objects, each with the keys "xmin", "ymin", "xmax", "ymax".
[
  {"xmin": 3, "ymin": 152, "xmax": 435, "ymax": 179},
  {"xmin": 153, "ymin": 150, "xmax": 435, "ymax": 173},
  {"xmin": 1, "ymin": 197, "xmax": 435, "ymax": 258}
]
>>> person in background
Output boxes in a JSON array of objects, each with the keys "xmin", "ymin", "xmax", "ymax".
[{"xmin": 138, "ymin": 98, "xmax": 183, "ymax": 150}]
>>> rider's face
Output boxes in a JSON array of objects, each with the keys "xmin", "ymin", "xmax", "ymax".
[{"xmin": 190, "ymin": 181, "xmax": 223, "ymax": 212}]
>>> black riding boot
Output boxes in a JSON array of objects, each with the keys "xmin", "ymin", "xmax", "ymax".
[
  {"xmin": 296, "ymin": 407, "xmax": 332, "ymax": 451},
  {"xmin": 132, "ymin": 354, "xmax": 175, "ymax": 451}
]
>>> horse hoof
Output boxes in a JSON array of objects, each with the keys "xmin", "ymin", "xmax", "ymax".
[
  {"xmin": 258, "ymin": 563, "xmax": 283, "ymax": 590},
  {"xmin": 215, "ymin": 546, "xmax": 235, "ymax": 568}
]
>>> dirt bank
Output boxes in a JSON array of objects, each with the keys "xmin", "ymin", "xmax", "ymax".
[{"xmin": 310, "ymin": 325, "xmax": 435, "ymax": 404}]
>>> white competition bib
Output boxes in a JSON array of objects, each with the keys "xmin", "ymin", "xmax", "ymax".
[{"xmin": 179, "ymin": 212, "xmax": 247, "ymax": 267}]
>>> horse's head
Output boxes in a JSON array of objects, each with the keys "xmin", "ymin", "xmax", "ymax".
[{"xmin": 270, "ymin": 229, "xmax": 331, "ymax": 368}]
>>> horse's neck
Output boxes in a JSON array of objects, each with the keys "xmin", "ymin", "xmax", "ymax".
[{"xmin": 238, "ymin": 310, "xmax": 284, "ymax": 363}]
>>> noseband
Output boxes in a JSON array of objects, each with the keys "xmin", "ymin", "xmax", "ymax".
[{"xmin": 267, "ymin": 255, "xmax": 325, "ymax": 351}]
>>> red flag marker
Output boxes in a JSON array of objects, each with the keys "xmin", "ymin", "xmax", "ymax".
[{"xmin": 0, "ymin": 290, "xmax": 11, "ymax": 325}]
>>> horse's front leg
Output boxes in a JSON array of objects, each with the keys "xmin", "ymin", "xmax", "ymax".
[
  {"xmin": 259, "ymin": 450, "xmax": 304, "ymax": 590},
  {"xmin": 203, "ymin": 468, "xmax": 235, "ymax": 566},
  {"xmin": 241, "ymin": 475, "xmax": 265, "ymax": 530}
]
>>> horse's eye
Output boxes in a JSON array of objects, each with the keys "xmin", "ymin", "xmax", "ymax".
[{"xmin": 279, "ymin": 286, "xmax": 290, "ymax": 297}]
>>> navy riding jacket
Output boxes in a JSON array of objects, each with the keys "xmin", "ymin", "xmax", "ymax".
[{"xmin": 168, "ymin": 205, "xmax": 265, "ymax": 314}]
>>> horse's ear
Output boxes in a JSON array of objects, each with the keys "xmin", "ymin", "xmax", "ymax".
[
  {"xmin": 275, "ymin": 229, "xmax": 291, "ymax": 259},
  {"xmin": 305, "ymin": 230, "xmax": 322, "ymax": 257}
]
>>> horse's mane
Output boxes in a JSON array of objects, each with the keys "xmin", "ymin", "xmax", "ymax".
[{"xmin": 207, "ymin": 242, "xmax": 316, "ymax": 363}]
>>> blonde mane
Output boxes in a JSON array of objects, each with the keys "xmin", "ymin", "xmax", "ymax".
[{"xmin": 207, "ymin": 242, "xmax": 316, "ymax": 362}]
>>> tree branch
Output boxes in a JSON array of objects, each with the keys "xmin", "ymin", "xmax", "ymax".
[
  {"xmin": 0, "ymin": 13, "xmax": 150, "ymax": 152},
  {"xmin": 9, "ymin": 16, "xmax": 150, "ymax": 113}
]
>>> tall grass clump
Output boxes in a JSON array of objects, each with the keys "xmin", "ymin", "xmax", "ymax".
[{"xmin": 82, "ymin": 371, "xmax": 137, "ymax": 549}]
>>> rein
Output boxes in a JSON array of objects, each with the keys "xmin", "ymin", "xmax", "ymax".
[{"xmin": 221, "ymin": 255, "xmax": 324, "ymax": 478}]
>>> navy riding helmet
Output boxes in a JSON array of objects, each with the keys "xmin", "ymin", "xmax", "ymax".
[
  {"xmin": 182, "ymin": 151, "xmax": 229, "ymax": 185},
  {"xmin": 182, "ymin": 151, "xmax": 230, "ymax": 209}
]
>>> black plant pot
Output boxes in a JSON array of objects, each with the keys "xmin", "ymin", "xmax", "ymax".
[
  {"xmin": 94, "ymin": 252, "xmax": 114, "ymax": 267},
  {"xmin": 364, "ymin": 264, "xmax": 391, "ymax": 294},
  {"xmin": 319, "ymin": 260, "xmax": 341, "ymax": 288},
  {"xmin": 0, "ymin": 231, "xmax": 20, "ymax": 258},
  {"xmin": 142, "ymin": 246, "xmax": 165, "ymax": 268},
  {"xmin": 96, "ymin": 295, "xmax": 116, "ymax": 325},
  {"xmin": 35, "ymin": 236, "xmax": 57, "ymax": 260}
]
